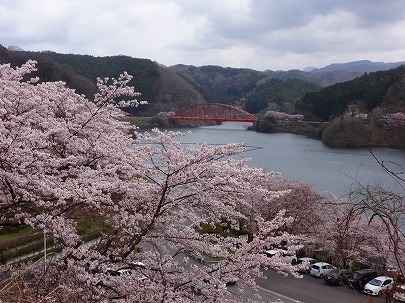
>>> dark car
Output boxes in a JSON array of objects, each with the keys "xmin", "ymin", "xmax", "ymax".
[
  {"xmin": 348, "ymin": 269, "xmax": 378, "ymax": 291},
  {"xmin": 323, "ymin": 269, "xmax": 353, "ymax": 286}
]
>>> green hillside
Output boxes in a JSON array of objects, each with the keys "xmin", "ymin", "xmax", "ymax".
[
  {"xmin": 170, "ymin": 64, "xmax": 266, "ymax": 104},
  {"xmin": 298, "ymin": 65, "xmax": 405, "ymax": 120},
  {"xmin": 171, "ymin": 64, "xmax": 321, "ymax": 113},
  {"xmin": 0, "ymin": 45, "xmax": 98, "ymax": 98},
  {"xmin": 245, "ymin": 77, "xmax": 320, "ymax": 114},
  {"xmin": 292, "ymin": 65, "xmax": 405, "ymax": 147},
  {"xmin": 44, "ymin": 52, "xmax": 159, "ymax": 104},
  {"xmin": 0, "ymin": 45, "xmax": 206, "ymax": 116}
]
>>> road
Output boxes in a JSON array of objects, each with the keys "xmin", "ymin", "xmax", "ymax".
[{"xmin": 251, "ymin": 269, "xmax": 389, "ymax": 303}]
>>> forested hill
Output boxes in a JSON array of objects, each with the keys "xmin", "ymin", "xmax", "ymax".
[
  {"xmin": 0, "ymin": 45, "xmax": 98, "ymax": 98},
  {"xmin": 171, "ymin": 64, "xmax": 321, "ymax": 114},
  {"xmin": 43, "ymin": 52, "xmax": 208, "ymax": 115},
  {"xmin": 0, "ymin": 45, "xmax": 206, "ymax": 116},
  {"xmin": 297, "ymin": 65, "xmax": 405, "ymax": 120},
  {"xmin": 170, "ymin": 64, "xmax": 266, "ymax": 104}
]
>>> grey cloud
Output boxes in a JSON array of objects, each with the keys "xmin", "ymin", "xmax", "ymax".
[
  {"xmin": 0, "ymin": 0, "xmax": 404, "ymax": 70},
  {"xmin": 197, "ymin": 0, "xmax": 405, "ymax": 39}
]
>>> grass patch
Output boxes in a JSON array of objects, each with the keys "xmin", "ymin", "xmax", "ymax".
[
  {"xmin": 0, "ymin": 232, "xmax": 43, "ymax": 251},
  {"xmin": 0, "ymin": 226, "xmax": 35, "ymax": 240},
  {"xmin": 1, "ymin": 215, "xmax": 106, "ymax": 263},
  {"xmin": 76, "ymin": 218, "xmax": 104, "ymax": 235},
  {"xmin": 2, "ymin": 237, "xmax": 54, "ymax": 262}
]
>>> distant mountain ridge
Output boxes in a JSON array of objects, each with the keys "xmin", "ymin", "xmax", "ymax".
[
  {"xmin": 307, "ymin": 60, "xmax": 405, "ymax": 73},
  {"xmin": 262, "ymin": 69, "xmax": 362, "ymax": 87}
]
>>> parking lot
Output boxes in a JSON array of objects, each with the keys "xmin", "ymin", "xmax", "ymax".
[{"xmin": 254, "ymin": 269, "xmax": 392, "ymax": 303}]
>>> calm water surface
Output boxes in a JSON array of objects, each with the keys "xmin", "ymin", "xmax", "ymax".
[{"xmin": 151, "ymin": 122, "xmax": 404, "ymax": 197}]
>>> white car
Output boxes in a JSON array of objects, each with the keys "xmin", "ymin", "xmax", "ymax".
[
  {"xmin": 309, "ymin": 262, "xmax": 335, "ymax": 278},
  {"xmin": 264, "ymin": 248, "xmax": 297, "ymax": 265},
  {"xmin": 297, "ymin": 257, "xmax": 317, "ymax": 273},
  {"xmin": 363, "ymin": 276, "xmax": 394, "ymax": 296}
]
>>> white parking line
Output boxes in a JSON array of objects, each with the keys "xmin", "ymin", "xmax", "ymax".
[{"xmin": 257, "ymin": 286, "xmax": 303, "ymax": 303}]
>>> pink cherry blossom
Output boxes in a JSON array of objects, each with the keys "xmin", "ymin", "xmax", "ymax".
[{"xmin": 0, "ymin": 61, "xmax": 302, "ymax": 302}]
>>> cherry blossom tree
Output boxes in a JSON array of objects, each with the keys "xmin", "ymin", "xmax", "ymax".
[
  {"xmin": 264, "ymin": 111, "xmax": 304, "ymax": 122},
  {"xmin": 258, "ymin": 178, "xmax": 322, "ymax": 236},
  {"xmin": 0, "ymin": 61, "xmax": 302, "ymax": 302},
  {"xmin": 353, "ymin": 189, "xmax": 404, "ymax": 274},
  {"xmin": 313, "ymin": 197, "xmax": 389, "ymax": 269},
  {"xmin": 347, "ymin": 150, "xmax": 405, "ymax": 276},
  {"xmin": 252, "ymin": 178, "xmax": 391, "ymax": 269}
]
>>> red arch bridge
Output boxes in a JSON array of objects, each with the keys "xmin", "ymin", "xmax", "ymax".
[{"xmin": 168, "ymin": 103, "xmax": 257, "ymax": 122}]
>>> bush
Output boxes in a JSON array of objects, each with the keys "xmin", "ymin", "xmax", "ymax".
[
  {"xmin": 254, "ymin": 116, "xmax": 277, "ymax": 133},
  {"xmin": 321, "ymin": 116, "xmax": 372, "ymax": 147}
]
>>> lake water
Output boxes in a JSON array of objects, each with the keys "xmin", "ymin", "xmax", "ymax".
[{"xmin": 150, "ymin": 122, "xmax": 405, "ymax": 197}]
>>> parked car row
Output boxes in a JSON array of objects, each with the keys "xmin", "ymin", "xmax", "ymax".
[
  {"xmin": 297, "ymin": 258, "xmax": 404, "ymax": 300},
  {"xmin": 264, "ymin": 250, "xmax": 405, "ymax": 300}
]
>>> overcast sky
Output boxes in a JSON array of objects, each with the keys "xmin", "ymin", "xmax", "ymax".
[{"xmin": 1, "ymin": 0, "xmax": 405, "ymax": 71}]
